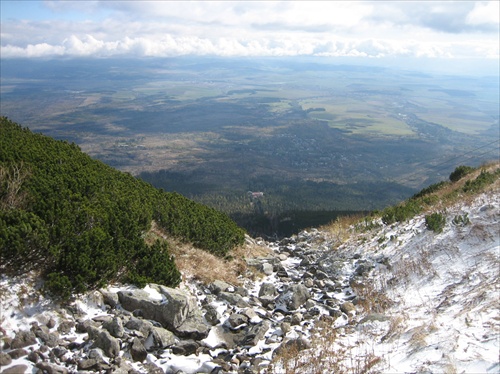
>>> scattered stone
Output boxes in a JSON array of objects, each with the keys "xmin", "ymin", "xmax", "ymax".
[
  {"xmin": 0, "ymin": 352, "xmax": 13, "ymax": 366},
  {"xmin": 203, "ymin": 304, "xmax": 221, "ymax": 326},
  {"xmin": 130, "ymin": 337, "xmax": 147, "ymax": 362},
  {"xmin": 2, "ymin": 364, "xmax": 28, "ymax": 374},
  {"xmin": 11, "ymin": 330, "xmax": 37, "ymax": 349},
  {"xmin": 340, "ymin": 301, "xmax": 356, "ymax": 315},
  {"xmin": 219, "ymin": 291, "xmax": 250, "ymax": 308},
  {"xmin": 100, "ymin": 289, "xmax": 120, "ymax": 308},
  {"xmin": 36, "ymin": 361, "xmax": 69, "ymax": 374},
  {"xmin": 208, "ymin": 280, "xmax": 233, "ymax": 295},
  {"xmin": 47, "ymin": 317, "xmax": 57, "ymax": 329},
  {"xmin": 228, "ymin": 313, "xmax": 249, "ymax": 329},
  {"xmin": 147, "ymin": 326, "xmax": 176, "ymax": 349},
  {"xmin": 275, "ymin": 284, "xmax": 310, "ymax": 311},
  {"xmin": 88, "ymin": 326, "xmax": 121, "ymax": 358},
  {"xmin": 103, "ymin": 316, "xmax": 124, "ymax": 338},
  {"xmin": 171, "ymin": 340, "xmax": 199, "ymax": 356},
  {"xmin": 8, "ymin": 348, "xmax": 28, "ymax": 359}
]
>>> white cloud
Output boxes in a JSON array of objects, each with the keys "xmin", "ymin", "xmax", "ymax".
[
  {"xmin": 466, "ymin": 1, "xmax": 500, "ymax": 26},
  {"xmin": 0, "ymin": 1, "xmax": 498, "ymax": 62}
]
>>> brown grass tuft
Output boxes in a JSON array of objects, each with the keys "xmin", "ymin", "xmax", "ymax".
[{"xmin": 144, "ymin": 222, "xmax": 272, "ymax": 285}]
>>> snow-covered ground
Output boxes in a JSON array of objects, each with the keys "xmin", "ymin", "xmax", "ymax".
[
  {"xmin": 329, "ymin": 191, "xmax": 500, "ymax": 373},
  {"xmin": 1, "ymin": 190, "xmax": 498, "ymax": 373}
]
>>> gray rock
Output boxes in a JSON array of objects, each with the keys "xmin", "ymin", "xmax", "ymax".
[
  {"xmin": 203, "ymin": 304, "xmax": 221, "ymax": 326},
  {"xmin": 171, "ymin": 340, "xmax": 199, "ymax": 356},
  {"xmin": 148, "ymin": 326, "xmax": 176, "ymax": 349},
  {"xmin": 340, "ymin": 301, "xmax": 356, "ymax": 315},
  {"xmin": 208, "ymin": 280, "xmax": 233, "ymax": 295},
  {"xmin": 118, "ymin": 286, "xmax": 209, "ymax": 339},
  {"xmin": 275, "ymin": 284, "xmax": 310, "ymax": 311},
  {"xmin": 2, "ymin": 364, "xmax": 28, "ymax": 374},
  {"xmin": 0, "ymin": 352, "xmax": 12, "ymax": 366},
  {"xmin": 261, "ymin": 262, "xmax": 274, "ymax": 275},
  {"xmin": 125, "ymin": 317, "xmax": 154, "ymax": 336},
  {"xmin": 219, "ymin": 291, "xmax": 250, "ymax": 308},
  {"xmin": 130, "ymin": 337, "xmax": 148, "ymax": 362},
  {"xmin": 274, "ymin": 337, "xmax": 311, "ymax": 357},
  {"xmin": 103, "ymin": 316, "xmax": 124, "ymax": 338},
  {"xmin": 88, "ymin": 326, "xmax": 121, "ymax": 358},
  {"xmin": 291, "ymin": 312, "xmax": 303, "ymax": 326},
  {"xmin": 57, "ymin": 320, "xmax": 75, "ymax": 334},
  {"xmin": 228, "ymin": 313, "xmax": 249, "ymax": 328},
  {"xmin": 36, "ymin": 361, "xmax": 69, "ymax": 374},
  {"xmin": 78, "ymin": 358, "xmax": 100, "ymax": 371},
  {"xmin": 11, "ymin": 330, "xmax": 37, "ymax": 349},
  {"xmin": 258, "ymin": 283, "xmax": 277, "ymax": 298},
  {"xmin": 8, "ymin": 348, "xmax": 28, "ymax": 359},
  {"xmin": 100, "ymin": 289, "xmax": 120, "ymax": 308}
]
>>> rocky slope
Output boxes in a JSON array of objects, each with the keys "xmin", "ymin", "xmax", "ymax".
[{"xmin": 1, "ymin": 186, "xmax": 499, "ymax": 373}]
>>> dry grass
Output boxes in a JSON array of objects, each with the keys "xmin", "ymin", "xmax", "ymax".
[
  {"xmin": 144, "ymin": 221, "xmax": 272, "ymax": 285},
  {"xmin": 271, "ymin": 318, "xmax": 383, "ymax": 374},
  {"xmin": 320, "ymin": 214, "xmax": 367, "ymax": 247}
]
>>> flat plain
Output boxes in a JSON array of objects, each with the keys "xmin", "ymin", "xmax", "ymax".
[{"xmin": 1, "ymin": 57, "xmax": 498, "ymax": 235}]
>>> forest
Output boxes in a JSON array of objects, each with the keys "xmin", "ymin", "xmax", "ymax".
[{"xmin": 0, "ymin": 117, "xmax": 245, "ymax": 299}]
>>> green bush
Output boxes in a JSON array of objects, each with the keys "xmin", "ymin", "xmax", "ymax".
[
  {"xmin": 449, "ymin": 165, "xmax": 475, "ymax": 182},
  {"xmin": 463, "ymin": 169, "xmax": 499, "ymax": 193},
  {"xmin": 0, "ymin": 117, "xmax": 244, "ymax": 298},
  {"xmin": 382, "ymin": 200, "xmax": 421, "ymax": 225},
  {"xmin": 411, "ymin": 181, "xmax": 448, "ymax": 199},
  {"xmin": 425, "ymin": 212, "xmax": 446, "ymax": 233}
]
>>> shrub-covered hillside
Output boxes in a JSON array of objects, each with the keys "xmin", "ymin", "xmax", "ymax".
[{"xmin": 0, "ymin": 117, "xmax": 245, "ymax": 298}]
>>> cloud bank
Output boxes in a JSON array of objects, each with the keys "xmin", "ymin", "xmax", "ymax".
[{"xmin": 1, "ymin": 1, "xmax": 498, "ymax": 60}]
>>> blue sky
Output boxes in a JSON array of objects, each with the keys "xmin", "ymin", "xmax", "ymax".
[{"xmin": 1, "ymin": 1, "xmax": 498, "ymax": 74}]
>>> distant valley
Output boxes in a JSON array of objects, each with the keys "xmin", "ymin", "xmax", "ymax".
[{"xmin": 1, "ymin": 57, "xmax": 498, "ymax": 236}]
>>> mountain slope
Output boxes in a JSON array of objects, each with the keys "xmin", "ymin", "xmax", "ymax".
[{"xmin": 0, "ymin": 117, "xmax": 245, "ymax": 297}]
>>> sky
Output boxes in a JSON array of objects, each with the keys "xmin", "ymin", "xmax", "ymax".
[{"xmin": 1, "ymin": 1, "xmax": 499, "ymax": 74}]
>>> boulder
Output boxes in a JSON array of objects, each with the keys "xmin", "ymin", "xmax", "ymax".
[
  {"xmin": 258, "ymin": 283, "xmax": 277, "ymax": 298},
  {"xmin": 171, "ymin": 340, "xmax": 199, "ymax": 356},
  {"xmin": 103, "ymin": 316, "xmax": 124, "ymax": 338},
  {"xmin": 203, "ymin": 304, "xmax": 221, "ymax": 326},
  {"xmin": 118, "ymin": 286, "xmax": 209, "ymax": 339},
  {"xmin": 340, "ymin": 301, "xmax": 356, "ymax": 315},
  {"xmin": 2, "ymin": 365, "xmax": 28, "ymax": 374},
  {"xmin": 7, "ymin": 348, "xmax": 28, "ymax": 359},
  {"xmin": 130, "ymin": 337, "xmax": 148, "ymax": 362},
  {"xmin": 88, "ymin": 326, "xmax": 121, "ymax": 358},
  {"xmin": 147, "ymin": 326, "xmax": 176, "ymax": 349},
  {"xmin": 11, "ymin": 330, "xmax": 37, "ymax": 349},
  {"xmin": 275, "ymin": 284, "xmax": 310, "ymax": 312},
  {"xmin": 0, "ymin": 352, "xmax": 12, "ymax": 366},
  {"xmin": 125, "ymin": 317, "xmax": 153, "ymax": 336},
  {"xmin": 35, "ymin": 361, "xmax": 69, "ymax": 374},
  {"xmin": 208, "ymin": 280, "xmax": 233, "ymax": 295},
  {"xmin": 219, "ymin": 292, "xmax": 250, "ymax": 308}
]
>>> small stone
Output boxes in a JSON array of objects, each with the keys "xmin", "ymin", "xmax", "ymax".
[
  {"xmin": 0, "ymin": 352, "xmax": 13, "ymax": 366},
  {"xmin": 2, "ymin": 364, "xmax": 28, "ymax": 374}
]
